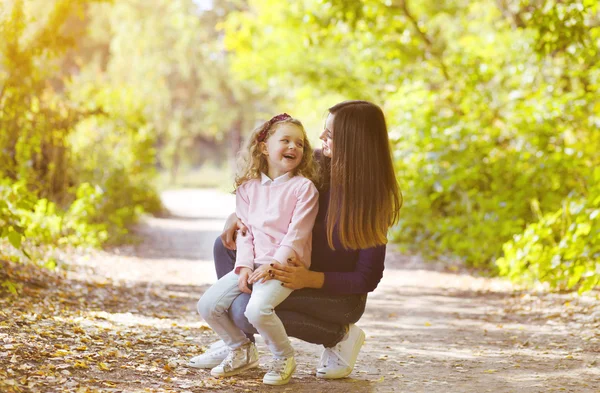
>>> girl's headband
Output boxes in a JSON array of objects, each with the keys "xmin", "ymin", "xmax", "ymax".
[{"xmin": 257, "ymin": 113, "xmax": 292, "ymax": 142}]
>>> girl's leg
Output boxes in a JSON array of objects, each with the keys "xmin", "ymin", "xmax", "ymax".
[
  {"xmin": 197, "ymin": 271, "xmax": 250, "ymax": 349},
  {"xmin": 244, "ymin": 280, "xmax": 294, "ymax": 359},
  {"xmin": 216, "ymin": 236, "xmax": 368, "ymax": 347}
]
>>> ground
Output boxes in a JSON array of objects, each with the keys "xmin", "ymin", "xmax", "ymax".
[{"xmin": 1, "ymin": 189, "xmax": 600, "ymax": 393}]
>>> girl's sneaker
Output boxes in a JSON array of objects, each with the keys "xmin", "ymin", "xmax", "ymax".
[
  {"xmin": 316, "ymin": 324, "xmax": 365, "ymax": 379},
  {"xmin": 210, "ymin": 342, "xmax": 259, "ymax": 377},
  {"xmin": 263, "ymin": 356, "xmax": 296, "ymax": 385},
  {"xmin": 188, "ymin": 340, "xmax": 229, "ymax": 369}
]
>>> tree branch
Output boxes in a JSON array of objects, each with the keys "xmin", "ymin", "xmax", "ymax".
[
  {"xmin": 393, "ymin": 0, "xmax": 451, "ymax": 81},
  {"xmin": 494, "ymin": 0, "xmax": 527, "ymax": 29}
]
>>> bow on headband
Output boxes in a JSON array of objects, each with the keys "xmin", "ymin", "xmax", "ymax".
[{"xmin": 257, "ymin": 113, "xmax": 292, "ymax": 142}]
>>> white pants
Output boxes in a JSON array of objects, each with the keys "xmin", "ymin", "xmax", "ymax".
[{"xmin": 197, "ymin": 270, "xmax": 294, "ymax": 358}]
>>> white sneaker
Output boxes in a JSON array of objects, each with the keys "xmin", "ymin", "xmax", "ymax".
[
  {"xmin": 210, "ymin": 342, "xmax": 259, "ymax": 377},
  {"xmin": 263, "ymin": 356, "xmax": 296, "ymax": 385},
  {"xmin": 188, "ymin": 340, "xmax": 229, "ymax": 369},
  {"xmin": 316, "ymin": 324, "xmax": 365, "ymax": 379}
]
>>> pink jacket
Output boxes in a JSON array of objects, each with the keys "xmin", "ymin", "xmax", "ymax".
[{"xmin": 234, "ymin": 173, "xmax": 319, "ymax": 273}]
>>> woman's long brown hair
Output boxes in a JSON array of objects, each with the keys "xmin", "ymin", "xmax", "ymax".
[{"xmin": 326, "ymin": 100, "xmax": 402, "ymax": 250}]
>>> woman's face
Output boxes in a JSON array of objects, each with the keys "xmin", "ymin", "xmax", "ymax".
[{"xmin": 319, "ymin": 113, "xmax": 334, "ymax": 158}]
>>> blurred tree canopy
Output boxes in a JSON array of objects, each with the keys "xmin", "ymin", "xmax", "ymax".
[
  {"xmin": 1, "ymin": 0, "xmax": 599, "ymax": 292},
  {"xmin": 0, "ymin": 0, "xmax": 264, "ymax": 262},
  {"xmin": 223, "ymin": 0, "xmax": 600, "ymax": 292}
]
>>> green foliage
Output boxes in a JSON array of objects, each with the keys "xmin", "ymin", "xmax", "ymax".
[
  {"xmin": 0, "ymin": 180, "xmax": 32, "ymax": 256},
  {"xmin": 1, "ymin": 179, "xmax": 109, "ymax": 251},
  {"xmin": 2, "ymin": 0, "xmax": 599, "ymax": 293},
  {"xmin": 223, "ymin": 0, "xmax": 600, "ymax": 291},
  {"xmin": 80, "ymin": 0, "xmax": 263, "ymax": 183},
  {"xmin": 497, "ymin": 169, "xmax": 600, "ymax": 293},
  {"xmin": 0, "ymin": 0, "xmax": 162, "ymax": 261}
]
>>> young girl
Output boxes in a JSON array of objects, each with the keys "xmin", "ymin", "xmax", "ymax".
[{"xmin": 196, "ymin": 113, "xmax": 319, "ymax": 386}]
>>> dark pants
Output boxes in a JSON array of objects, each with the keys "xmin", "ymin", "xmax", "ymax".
[{"xmin": 214, "ymin": 238, "xmax": 367, "ymax": 347}]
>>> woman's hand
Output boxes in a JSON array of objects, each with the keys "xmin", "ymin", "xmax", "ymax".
[
  {"xmin": 270, "ymin": 256, "xmax": 324, "ymax": 290},
  {"xmin": 248, "ymin": 264, "xmax": 272, "ymax": 285},
  {"xmin": 237, "ymin": 267, "xmax": 252, "ymax": 294},
  {"xmin": 220, "ymin": 213, "xmax": 248, "ymax": 250}
]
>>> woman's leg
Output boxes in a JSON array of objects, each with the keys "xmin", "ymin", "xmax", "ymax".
[
  {"xmin": 230, "ymin": 288, "xmax": 367, "ymax": 347},
  {"xmin": 214, "ymin": 237, "xmax": 236, "ymax": 279},
  {"xmin": 278, "ymin": 290, "xmax": 367, "ymax": 325},
  {"xmin": 215, "ymin": 237, "xmax": 367, "ymax": 347}
]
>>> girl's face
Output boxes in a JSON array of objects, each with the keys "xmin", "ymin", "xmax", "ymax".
[
  {"xmin": 261, "ymin": 123, "xmax": 305, "ymax": 177},
  {"xmin": 319, "ymin": 113, "xmax": 334, "ymax": 158}
]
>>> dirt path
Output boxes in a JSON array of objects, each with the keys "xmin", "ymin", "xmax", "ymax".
[{"xmin": 2, "ymin": 189, "xmax": 600, "ymax": 393}]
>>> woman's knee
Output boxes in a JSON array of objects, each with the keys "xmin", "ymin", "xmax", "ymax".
[
  {"xmin": 347, "ymin": 294, "xmax": 367, "ymax": 323},
  {"xmin": 213, "ymin": 236, "xmax": 225, "ymax": 256},
  {"xmin": 213, "ymin": 237, "xmax": 236, "ymax": 279},
  {"xmin": 229, "ymin": 294, "xmax": 256, "ymax": 334}
]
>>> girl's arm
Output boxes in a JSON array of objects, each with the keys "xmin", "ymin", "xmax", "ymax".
[{"xmin": 234, "ymin": 186, "xmax": 255, "ymax": 273}]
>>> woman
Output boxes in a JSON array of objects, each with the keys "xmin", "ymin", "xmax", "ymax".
[{"xmin": 189, "ymin": 100, "xmax": 402, "ymax": 379}]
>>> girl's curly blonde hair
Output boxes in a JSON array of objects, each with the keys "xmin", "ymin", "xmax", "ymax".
[{"xmin": 234, "ymin": 116, "xmax": 317, "ymax": 190}]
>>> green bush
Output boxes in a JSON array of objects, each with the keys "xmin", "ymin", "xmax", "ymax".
[
  {"xmin": 497, "ymin": 168, "xmax": 600, "ymax": 293},
  {"xmin": 0, "ymin": 0, "xmax": 162, "ymax": 262}
]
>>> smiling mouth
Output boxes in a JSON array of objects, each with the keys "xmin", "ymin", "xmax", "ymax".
[{"xmin": 283, "ymin": 154, "xmax": 296, "ymax": 160}]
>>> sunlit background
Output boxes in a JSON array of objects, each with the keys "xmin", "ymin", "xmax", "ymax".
[{"xmin": 1, "ymin": 0, "xmax": 599, "ymax": 291}]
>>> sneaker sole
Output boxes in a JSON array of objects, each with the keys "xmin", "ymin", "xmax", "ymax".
[
  {"xmin": 316, "ymin": 366, "xmax": 352, "ymax": 379},
  {"xmin": 263, "ymin": 364, "xmax": 296, "ymax": 386},
  {"xmin": 210, "ymin": 360, "xmax": 259, "ymax": 377},
  {"xmin": 187, "ymin": 360, "xmax": 223, "ymax": 369},
  {"xmin": 316, "ymin": 329, "xmax": 365, "ymax": 379}
]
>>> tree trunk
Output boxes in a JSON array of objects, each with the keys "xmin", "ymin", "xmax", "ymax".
[{"xmin": 170, "ymin": 137, "xmax": 185, "ymax": 186}]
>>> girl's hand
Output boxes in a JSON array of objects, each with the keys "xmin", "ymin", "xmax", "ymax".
[
  {"xmin": 220, "ymin": 213, "xmax": 248, "ymax": 250},
  {"xmin": 248, "ymin": 264, "xmax": 272, "ymax": 285},
  {"xmin": 237, "ymin": 267, "xmax": 252, "ymax": 294},
  {"xmin": 270, "ymin": 256, "xmax": 315, "ymax": 290}
]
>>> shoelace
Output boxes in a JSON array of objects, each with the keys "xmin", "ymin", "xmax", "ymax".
[
  {"xmin": 213, "ymin": 346, "xmax": 229, "ymax": 356},
  {"xmin": 220, "ymin": 348, "xmax": 241, "ymax": 369},
  {"xmin": 324, "ymin": 346, "xmax": 349, "ymax": 368},
  {"xmin": 318, "ymin": 349, "xmax": 330, "ymax": 368},
  {"xmin": 268, "ymin": 358, "xmax": 287, "ymax": 375}
]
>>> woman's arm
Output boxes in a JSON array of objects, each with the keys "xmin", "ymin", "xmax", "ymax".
[
  {"xmin": 271, "ymin": 245, "xmax": 386, "ymax": 294},
  {"xmin": 321, "ymin": 246, "xmax": 386, "ymax": 293},
  {"xmin": 220, "ymin": 213, "xmax": 248, "ymax": 250},
  {"xmin": 270, "ymin": 259, "xmax": 325, "ymax": 290}
]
